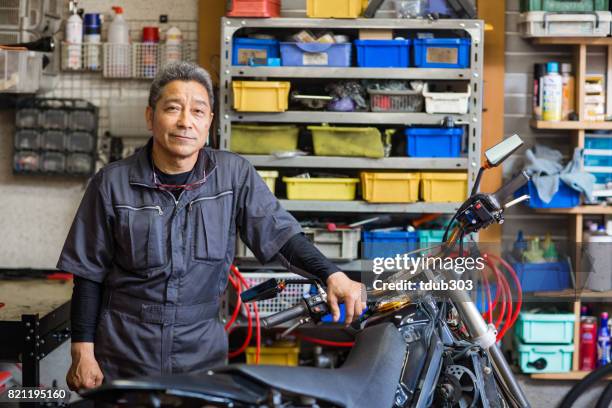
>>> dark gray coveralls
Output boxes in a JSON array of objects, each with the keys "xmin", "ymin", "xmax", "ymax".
[{"xmin": 57, "ymin": 139, "xmax": 302, "ymax": 380}]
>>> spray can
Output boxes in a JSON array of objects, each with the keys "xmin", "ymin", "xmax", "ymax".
[
  {"xmin": 164, "ymin": 26, "xmax": 183, "ymax": 64},
  {"xmin": 142, "ymin": 27, "xmax": 160, "ymax": 78},
  {"xmin": 580, "ymin": 306, "xmax": 598, "ymax": 371},
  {"xmin": 542, "ymin": 62, "xmax": 563, "ymax": 122},
  {"xmin": 533, "ymin": 63, "xmax": 547, "ymax": 120},
  {"xmin": 83, "ymin": 13, "xmax": 101, "ymax": 70},
  {"xmin": 65, "ymin": 0, "xmax": 83, "ymax": 70},
  {"xmin": 597, "ymin": 312, "xmax": 610, "ymax": 367}
]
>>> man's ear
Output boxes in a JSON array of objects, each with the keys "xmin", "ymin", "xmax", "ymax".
[{"xmin": 145, "ymin": 106, "xmax": 154, "ymax": 131}]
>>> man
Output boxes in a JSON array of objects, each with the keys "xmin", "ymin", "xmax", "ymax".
[{"xmin": 58, "ymin": 61, "xmax": 365, "ymax": 390}]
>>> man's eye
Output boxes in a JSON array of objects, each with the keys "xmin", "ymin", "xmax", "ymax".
[{"xmin": 166, "ymin": 106, "xmax": 180, "ymax": 112}]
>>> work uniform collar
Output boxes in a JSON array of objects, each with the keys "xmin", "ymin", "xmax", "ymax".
[{"xmin": 129, "ymin": 137, "xmax": 217, "ymax": 189}]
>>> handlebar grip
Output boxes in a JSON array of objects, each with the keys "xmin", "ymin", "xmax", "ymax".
[
  {"xmin": 261, "ymin": 301, "xmax": 308, "ymax": 328},
  {"xmin": 493, "ymin": 171, "xmax": 530, "ymax": 203}
]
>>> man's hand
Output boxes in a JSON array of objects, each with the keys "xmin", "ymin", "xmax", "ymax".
[
  {"xmin": 326, "ymin": 271, "xmax": 366, "ymax": 326},
  {"xmin": 66, "ymin": 342, "xmax": 104, "ymax": 391}
]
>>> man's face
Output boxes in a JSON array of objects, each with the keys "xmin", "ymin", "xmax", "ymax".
[{"xmin": 146, "ymin": 80, "xmax": 213, "ymax": 160}]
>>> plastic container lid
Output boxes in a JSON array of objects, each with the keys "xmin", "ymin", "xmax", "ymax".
[
  {"xmin": 561, "ymin": 63, "xmax": 572, "ymax": 73},
  {"xmin": 547, "ymin": 62, "xmax": 559, "ymax": 73},
  {"xmin": 84, "ymin": 13, "xmax": 101, "ymax": 27},
  {"xmin": 142, "ymin": 27, "xmax": 160, "ymax": 42}
]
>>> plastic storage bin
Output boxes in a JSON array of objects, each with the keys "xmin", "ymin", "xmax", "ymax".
[
  {"xmin": 0, "ymin": 49, "xmax": 42, "ymax": 93},
  {"xmin": 258, "ymin": 170, "xmax": 279, "ymax": 194},
  {"xmin": 232, "ymin": 38, "xmax": 280, "ymax": 66},
  {"xmin": 517, "ymin": 342, "xmax": 574, "ymax": 373},
  {"xmin": 516, "ymin": 312, "xmax": 575, "ymax": 344},
  {"xmin": 303, "ymin": 227, "xmax": 361, "ymax": 260},
  {"xmin": 362, "ymin": 230, "xmax": 419, "ymax": 259},
  {"xmin": 41, "ymin": 152, "xmax": 65, "ymax": 172},
  {"xmin": 67, "ymin": 132, "xmax": 95, "ymax": 153},
  {"xmin": 413, "ymin": 38, "xmax": 471, "ymax": 69},
  {"xmin": 230, "ymin": 124, "xmax": 299, "ymax": 154},
  {"xmin": 306, "ymin": 0, "xmax": 367, "ymax": 18},
  {"xmin": 510, "ymin": 259, "xmax": 572, "ymax": 292},
  {"xmin": 521, "ymin": 0, "xmax": 609, "ymax": 12},
  {"xmin": 232, "ymin": 81, "xmax": 290, "ymax": 112},
  {"xmin": 14, "ymin": 129, "xmax": 40, "ymax": 150},
  {"xmin": 361, "ymin": 172, "xmax": 420, "ymax": 203},
  {"xmin": 40, "ymin": 109, "xmax": 68, "ymax": 129},
  {"xmin": 13, "ymin": 151, "xmax": 39, "ymax": 172},
  {"xmin": 227, "ymin": 0, "xmax": 281, "ymax": 17},
  {"xmin": 516, "ymin": 180, "xmax": 580, "ymax": 208},
  {"xmin": 584, "ymin": 154, "xmax": 612, "ymax": 167},
  {"xmin": 16, "ymin": 108, "xmax": 38, "ymax": 128},
  {"xmin": 405, "ymin": 127, "xmax": 463, "ymax": 158},
  {"xmin": 585, "ymin": 134, "xmax": 612, "ymax": 149},
  {"xmin": 246, "ymin": 343, "xmax": 300, "ymax": 366},
  {"xmin": 283, "ymin": 177, "xmax": 359, "ymax": 200},
  {"xmin": 355, "ymin": 40, "xmax": 411, "ymax": 68},
  {"xmin": 418, "ymin": 229, "xmax": 446, "ymax": 246},
  {"xmin": 420, "ymin": 172, "xmax": 468, "ymax": 202},
  {"xmin": 308, "ymin": 126, "xmax": 385, "ymax": 158},
  {"xmin": 69, "ymin": 110, "xmax": 96, "ymax": 131},
  {"xmin": 423, "ymin": 83, "xmax": 471, "ymax": 114},
  {"xmin": 519, "ymin": 11, "xmax": 612, "ymax": 37},
  {"xmin": 368, "ymin": 87, "xmax": 423, "ymax": 112},
  {"xmin": 280, "ymin": 42, "xmax": 352, "ymax": 67},
  {"xmin": 41, "ymin": 131, "xmax": 65, "ymax": 151},
  {"xmin": 66, "ymin": 153, "xmax": 94, "ymax": 175}
]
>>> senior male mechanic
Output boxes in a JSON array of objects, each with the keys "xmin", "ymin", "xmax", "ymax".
[{"xmin": 58, "ymin": 61, "xmax": 365, "ymax": 390}]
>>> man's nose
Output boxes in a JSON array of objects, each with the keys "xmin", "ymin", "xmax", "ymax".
[{"xmin": 177, "ymin": 109, "xmax": 193, "ymax": 128}]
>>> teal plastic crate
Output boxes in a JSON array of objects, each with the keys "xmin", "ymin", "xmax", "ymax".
[
  {"xmin": 418, "ymin": 229, "xmax": 445, "ymax": 247},
  {"xmin": 516, "ymin": 312, "xmax": 575, "ymax": 344},
  {"xmin": 521, "ymin": 0, "xmax": 609, "ymax": 12},
  {"xmin": 517, "ymin": 342, "xmax": 574, "ymax": 373}
]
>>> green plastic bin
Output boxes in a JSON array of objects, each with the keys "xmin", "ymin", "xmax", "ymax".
[
  {"xmin": 230, "ymin": 124, "xmax": 299, "ymax": 155},
  {"xmin": 517, "ymin": 342, "xmax": 574, "ymax": 373},
  {"xmin": 308, "ymin": 126, "xmax": 384, "ymax": 158},
  {"xmin": 521, "ymin": 0, "xmax": 609, "ymax": 12},
  {"xmin": 516, "ymin": 312, "xmax": 575, "ymax": 344}
]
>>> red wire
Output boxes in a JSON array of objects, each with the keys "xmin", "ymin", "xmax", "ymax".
[
  {"xmin": 486, "ymin": 256, "xmax": 507, "ymax": 331},
  {"xmin": 298, "ymin": 334, "xmax": 354, "ymax": 347},
  {"xmin": 480, "ymin": 263, "xmax": 493, "ymax": 324},
  {"xmin": 491, "ymin": 254, "xmax": 523, "ymax": 339},
  {"xmin": 225, "ymin": 274, "xmax": 241, "ymax": 331},
  {"xmin": 230, "ymin": 265, "xmax": 261, "ymax": 364}
]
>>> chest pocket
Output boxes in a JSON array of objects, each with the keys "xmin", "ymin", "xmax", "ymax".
[
  {"xmin": 189, "ymin": 191, "xmax": 233, "ymax": 263},
  {"xmin": 114, "ymin": 205, "xmax": 167, "ymax": 274}
]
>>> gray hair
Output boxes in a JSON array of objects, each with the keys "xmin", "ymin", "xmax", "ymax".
[{"xmin": 148, "ymin": 61, "xmax": 215, "ymax": 110}]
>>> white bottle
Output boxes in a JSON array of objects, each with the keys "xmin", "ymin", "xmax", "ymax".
[
  {"xmin": 542, "ymin": 62, "xmax": 563, "ymax": 122},
  {"xmin": 107, "ymin": 6, "xmax": 130, "ymax": 77},
  {"xmin": 65, "ymin": 0, "xmax": 83, "ymax": 70},
  {"xmin": 164, "ymin": 26, "xmax": 183, "ymax": 64}
]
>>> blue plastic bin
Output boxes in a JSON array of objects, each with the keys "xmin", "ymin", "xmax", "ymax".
[
  {"xmin": 516, "ymin": 312, "xmax": 575, "ymax": 344},
  {"xmin": 280, "ymin": 42, "xmax": 352, "ymax": 67},
  {"xmin": 510, "ymin": 259, "xmax": 572, "ymax": 292},
  {"xmin": 584, "ymin": 154, "xmax": 612, "ymax": 167},
  {"xmin": 585, "ymin": 136, "xmax": 612, "ymax": 149},
  {"xmin": 404, "ymin": 127, "xmax": 463, "ymax": 158},
  {"xmin": 362, "ymin": 230, "xmax": 418, "ymax": 259},
  {"xmin": 354, "ymin": 39, "xmax": 410, "ymax": 68},
  {"xmin": 516, "ymin": 180, "xmax": 580, "ymax": 209},
  {"xmin": 517, "ymin": 342, "xmax": 574, "ymax": 373},
  {"xmin": 413, "ymin": 38, "xmax": 471, "ymax": 68},
  {"xmin": 232, "ymin": 38, "xmax": 280, "ymax": 66},
  {"xmin": 592, "ymin": 172, "xmax": 611, "ymax": 185}
]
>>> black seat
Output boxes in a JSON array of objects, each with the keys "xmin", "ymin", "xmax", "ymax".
[{"xmin": 217, "ymin": 322, "xmax": 407, "ymax": 408}]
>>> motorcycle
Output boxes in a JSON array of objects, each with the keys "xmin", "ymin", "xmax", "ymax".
[{"xmin": 73, "ymin": 135, "xmax": 532, "ymax": 408}]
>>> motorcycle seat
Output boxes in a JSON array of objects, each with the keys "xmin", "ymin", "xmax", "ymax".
[{"xmin": 218, "ymin": 322, "xmax": 406, "ymax": 408}]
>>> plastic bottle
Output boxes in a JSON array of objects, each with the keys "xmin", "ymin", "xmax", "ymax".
[
  {"xmin": 543, "ymin": 233, "xmax": 558, "ymax": 262},
  {"xmin": 580, "ymin": 306, "xmax": 598, "ymax": 371},
  {"xmin": 513, "ymin": 230, "xmax": 528, "ymax": 259},
  {"xmin": 542, "ymin": 62, "xmax": 563, "ymax": 122},
  {"xmin": 164, "ymin": 26, "xmax": 182, "ymax": 64},
  {"xmin": 83, "ymin": 13, "xmax": 101, "ymax": 70},
  {"xmin": 533, "ymin": 63, "xmax": 547, "ymax": 120},
  {"xmin": 107, "ymin": 6, "xmax": 130, "ymax": 77},
  {"xmin": 65, "ymin": 0, "xmax": 83, "ymax": 70},
  {"xmin": 597, "ymin": 312, "xmax": 610, "ymax": 367},
  {"xmin": 561, "ymin": 63, "xmax": 575, "ymax": 121}
]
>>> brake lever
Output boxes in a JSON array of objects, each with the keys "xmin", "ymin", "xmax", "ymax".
[
  {"xmin": 503, "ymin": 194, "xmax": 530, "ymax": 209},
  {"xmin": 280, "ymin": 317, "xmax": 311, "ymax": 338}
]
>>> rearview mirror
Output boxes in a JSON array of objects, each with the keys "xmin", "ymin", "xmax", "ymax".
[{"xmin": 484, "ymin": 134, "xmax": 524, "ymax": 168}]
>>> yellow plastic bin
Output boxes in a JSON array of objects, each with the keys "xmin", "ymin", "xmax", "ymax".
[
  {"xmin": 420, "ymin": 172, "xmax": 468, "ymax": 202},
  {"xmin": 283, "ymin": 177, "xmax": 359, "ymax": 200},
  {"xmin": 361, "ymin": 172, "xmax": 420, "ymax": 203},
  {"xmin": 258, "ymin": 170, "xmax": 279, "ymax": 194},
  {"xmin": 307, "ymin": 0, "xmax": 367, "ymax": 18},
  {"xmin": 233, "ymin": 81, "xmax": 290, "ymax": 112},
  {"xmin": 246, "ymin": 342, "xmax": 300, "ymax": 366},
  {"xmin": 308, "ymin": 126, "xmax": 384, "ymax": 158},
  {"xmin": 230, "ymin": 124, "xmax": 299, "ymax": 154}
]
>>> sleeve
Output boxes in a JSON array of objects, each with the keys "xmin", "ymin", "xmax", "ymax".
[
  {"xmin": 56, "ymin": 172, "xmax": 114, "ymax": 283},
  {"xmin": 70, "ymin": 276, "xmax": 103, "ymax": 342},
  {"xmin": 276, "ymin": 233, "xmax": 340, "ymax": 282},
  {"xmin": 236, "ymin": 162, "xmax": 302, "ymax": 264}
]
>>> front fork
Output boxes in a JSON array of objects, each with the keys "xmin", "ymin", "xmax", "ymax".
[{"xmin": 446, "ymin": 280, "xmax": 531, "ymax": 408}]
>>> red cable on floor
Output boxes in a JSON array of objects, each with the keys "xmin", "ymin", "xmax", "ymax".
[{"xmin": 298, "ymin": 334, "xmax": 354, "ymax": 348}]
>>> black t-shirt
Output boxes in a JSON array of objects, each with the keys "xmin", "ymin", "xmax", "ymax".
[{"xmin": 155, "ymin": 166, "xmax": 192, "ymax": 199}]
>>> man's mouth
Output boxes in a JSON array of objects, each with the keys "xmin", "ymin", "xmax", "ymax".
[{"xmin": 170, "ymin": 134, "xmax": 194, "ymax": 141}]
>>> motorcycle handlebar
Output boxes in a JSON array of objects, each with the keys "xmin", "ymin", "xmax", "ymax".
[{"xmin": 261, "ymin": 301, "xmax": 309, "ymax": 328}]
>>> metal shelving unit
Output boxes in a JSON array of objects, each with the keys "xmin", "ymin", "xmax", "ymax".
[{"xmin": 219, "ymin": 17, "xmax": 484, "ymax": 209}]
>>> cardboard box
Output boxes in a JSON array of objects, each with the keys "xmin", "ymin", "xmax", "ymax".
[{"xmin": 359, "ymin": 29, "xmax": 393, "ymax": 40}]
